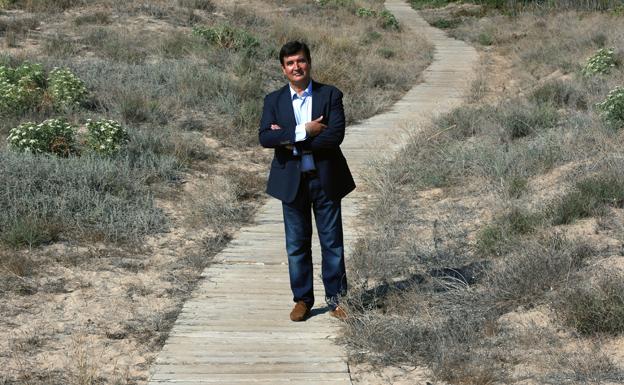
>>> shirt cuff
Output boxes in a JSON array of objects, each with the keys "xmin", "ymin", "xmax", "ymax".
[{"xmin": 294, "ymin": 123, "xmax": 307, "ymax": 142}]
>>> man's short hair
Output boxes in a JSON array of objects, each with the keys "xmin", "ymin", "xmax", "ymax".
[{"xmin": 279, "ymin": 41, "xmax": 311, "ymax": 66}]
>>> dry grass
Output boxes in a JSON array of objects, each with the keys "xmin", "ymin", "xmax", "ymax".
[
  {"xmin": 345, "ymin": 1, "xmax": 624, "ymax": 383},
  {"xmin": 0, "ymin": 0, "xmax": 432, "ymax": 383}
]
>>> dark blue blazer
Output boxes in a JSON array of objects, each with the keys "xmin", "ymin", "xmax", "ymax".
[{"xmin": 259, "ymin": 81, "xmax": 355, "ymax": 203}]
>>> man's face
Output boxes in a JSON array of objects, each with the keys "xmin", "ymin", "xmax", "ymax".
[{"xmin": 281, "ymin": 50, "xmax": 311, "ymax": 87}]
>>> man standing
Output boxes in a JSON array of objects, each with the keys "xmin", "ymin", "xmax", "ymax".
[{"xmin": 259, "ymin": 41, "xmax": 355, "ymax": 322}]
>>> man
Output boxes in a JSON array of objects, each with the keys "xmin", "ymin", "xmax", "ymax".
[{"xmin": 259, "ymin": 41, "xmax": 355, "ymax": 322}]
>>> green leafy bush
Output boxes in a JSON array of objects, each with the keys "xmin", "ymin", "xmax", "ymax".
[
  {"xmin": 582, "ymin": 47, "xmax": 616, "ymax": 76},
  {"xmin": 192, "ymin": 24, "xmax": 259, "ymax": 50},
  {"xmin": 379, "ymin": 10, "xmax": 399, "ymax": 30},
  {"xmin": 356, "ymin": 7, "xmax": 376, "ymax": 17},
  {"xmin": 0, "ymin": 62, "xmax": 45, "ymax": 114},
  {"xmin": 597, "ymin": 86, "xmax": 624, "ymax": 129},
  {"xmin": 7, "ymin": 118, "xmax": 76, "ymax": 156},
  {"xmin": 48, "ymin": 67, "xmax": 87, "ymax": 109},
  {"xmin": 86, "ymin": 119, "xmax": 129, "ymax": 155}
]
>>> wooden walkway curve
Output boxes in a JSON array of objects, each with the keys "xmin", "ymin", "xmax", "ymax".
[{"xmin": 148, "ymin": 1, "xmax": 477, "ymax": 384}]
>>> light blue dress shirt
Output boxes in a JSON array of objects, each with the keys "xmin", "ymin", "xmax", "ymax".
[{"xmin": 289, "ymin": 82, "xmax": 316, "ymax": 172}]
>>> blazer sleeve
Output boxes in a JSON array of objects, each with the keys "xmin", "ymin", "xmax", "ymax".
[
  {"xmin": 258, "ymin": 93, "xmax": 297, "ymax": 149},
  {"xmin": 299, "ymin": 88, "xmax": 345, "ymax": 151}
]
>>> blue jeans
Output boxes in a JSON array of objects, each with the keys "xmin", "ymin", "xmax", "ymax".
[{"xmin": 282, "ymin": 175, "xmax": 347, "ymax": 310}]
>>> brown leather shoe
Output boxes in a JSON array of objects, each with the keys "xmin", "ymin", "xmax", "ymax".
[
  {"xmin": 329, "ymin": 305, "xmax": 348, "ymax": 321},
  {"xmin": 290, "ymin": 301, "xmax": 311, "ymax": 322}
]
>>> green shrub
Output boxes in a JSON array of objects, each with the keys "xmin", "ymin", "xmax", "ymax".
[
  {"xmin": 597, "ymin": 86, "xmax": 624, "ymax": 129},
  {"xmin": 551, "ymin": 172, "xmax": 624, "ymax": 225},
  {"xmin": 506, "ymin": 175, "xmax": 528, "ymax": 198},
  {"xmin": 476, "ymin": 224, "xmax": 506, "ymax": 256},
  {"xmin": 361, "ymin": 29, "xmax": 382, "ymax": 45},
  {"xmin": 0, "ymin": 0, "xmax": 82, "ymax": 12},
  {"xmin": 177, "ymin": 0, "xmax": 214, "ymax": 11},
  {"xmin": 47, "ymin": 67, "xmax": 87, "ymax": 109},
  {"xmin": 377, "ymin": 47, "xmax": 395, "ymax": 59},
  {"xmin": 487, "ymin": 235, "xmax": 591, "ymax": 306},
  {"xmin": 434, "ymin": 104, "xmax": 490, "ymax": 138},
  {"xmin": 86, "ymin": 119, "xmax": 129, "ymax": 155},
  {"xmin": 317, "ymin": 0, "xmax": 355, "ymax": 8},
  {"xmin": 73, "ymin": 11, "xmax": 111, "ymax": 25},
  {"xmin": 192, "ymin": 24, "xmax": 259, "ymax": 50},
  {"xmin": 476, "ymin": 207, "xmax": 542, "ymax": 256},
  {"xmin": 582, "ymin": 47, "xmax": 617, "ymax": 76},
  {"xmin": 379, "ymin": 10, "xmax": 399, "ymax": 30},
  {"xmin": 478, "ymin": 32, "xmax": 494, "ymax": 46},
  {"xmin": 1, "ymin": 216, "xmax": 61, "ymax": 248},
  {"xmin": 431, "ymin": 18, "xmax": 461, "ymax": 29},
  {"xmin": 42, "ymin": 34, "xmax": 81, "ymax": 58},
  {"xmin": 562, "ymin": 274, "xmax": 624, "ymax": 335},
  {"xmin": 497, "ymin": 103, "xmax": 559, "ymax": 139},
  {"xmin": 0, "ymin": 62, "xmax": 45, "ymax": 114},
  {"xmin": 356, "ymin": 7, "xmax": 376, "ymax": 17},
  {"xmin": 409, "ymin": 0, "xmax": 455, "ymax": 9},
  {"xmin": 7, "ymin": 118, "xmax": 76, "ymax": 156},
  {"xmin": 530, "ymin": 80, "xmax": 588, "ymax": 110}
]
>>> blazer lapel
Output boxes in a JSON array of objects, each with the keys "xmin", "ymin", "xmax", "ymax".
[
  {"xmin": 311, "ymin": 80, "xmax": 322, "ymax": 121},
  {"xmin": 278, "ymin": 85, "xmax": 297, "ymax": 128}
]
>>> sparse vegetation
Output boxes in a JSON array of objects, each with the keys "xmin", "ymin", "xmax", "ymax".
[
  {"xmin": 561, "ymin": 271, "xmax": 624, "ymax": 336},
  {"xmin": 192, "ymin": 23, "xmax": 259, "ymax": 50},
  {"xmin": 476, "ymin": 207, "xmax": 542, "ymax": 256},
  {"xmin": 0, "ymin": 150, "xmax": 172, "ymax": 246},
  {"xmin": 346, "ymin": 0, "xmax": 624, "ymax": 382},
  {"xmin": 550, "ymin": 171, "xmax": 624, "ymax": 225},
  {"xmin": 0, "ymin": 0, "xmax": 432, "ymax": 383}
]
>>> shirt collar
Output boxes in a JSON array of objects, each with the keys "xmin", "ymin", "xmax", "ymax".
[{"xmin": 289, "ymin": 81, "xmax": 312, "ymax": 100}]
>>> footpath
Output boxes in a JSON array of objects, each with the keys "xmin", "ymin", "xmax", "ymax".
[{"xmin": 148, "ymin": 1, "xmax": 477, "ymax": 383}]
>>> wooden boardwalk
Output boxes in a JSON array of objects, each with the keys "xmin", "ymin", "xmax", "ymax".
[{"xmin": 148, "ymin": 1, "xmax": 477, "ymax": 383}]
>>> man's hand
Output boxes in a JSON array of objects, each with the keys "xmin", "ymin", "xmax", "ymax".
[
  {"xmin": 305, "ymin": 115, "xmax": 326, "ymax": 137},
  {"xmin": 270, "ymin": 124, "xmax": 293, "ymax": 149}
]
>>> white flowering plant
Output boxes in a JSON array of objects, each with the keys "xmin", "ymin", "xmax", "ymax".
[
  {"xmin": 86, "ymin": 119, "xmax": 128, "ymax": 155},
  {"xmin": 582, "ymin": 48, "xmax": 617, "ymax": 76},
  {"xmin": 7, "ymin": 118, "xmax": 76, "ymax": 156},
  {"xmin": 597, "ymin": 86, "xmax": 624, "ymax": 129},
  {"xmin": 48, "ymin": 67, "xmax": 87, "ymax": 109},
  {"xmin": 0, "ymin": 62, "xmax": 45, "ymax": 113}
]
